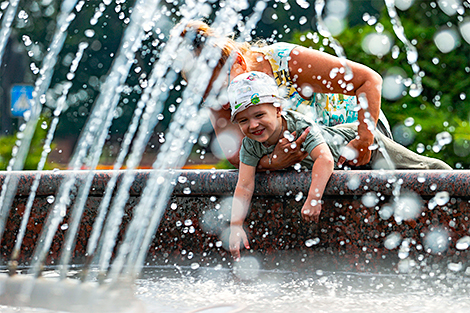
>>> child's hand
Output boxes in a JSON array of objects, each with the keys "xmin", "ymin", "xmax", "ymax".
[
  {"xmin": 229, "ymin": 225, "xmax": 250, "ymax": 261},
  {"xmin": 270, "ymin": 128, "xmax": 310, "ymax": 169},
  {"xmin": 301, "ymin": 199, "xmax": 322, "ymax": 222}
]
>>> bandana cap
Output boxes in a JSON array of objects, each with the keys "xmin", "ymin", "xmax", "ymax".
[{"xmin": 228, "ymin": 71, "xmax": 286, "ymax": 122}]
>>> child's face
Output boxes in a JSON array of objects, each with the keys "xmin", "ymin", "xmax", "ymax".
[{"xmin": 234, "ymin": 103, "xmax": 282, "ymax": 146}]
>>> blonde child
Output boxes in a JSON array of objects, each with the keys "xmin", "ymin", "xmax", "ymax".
[{"xmin": 228, "ymin": 71, "xmax": 451, "ymax": 260}]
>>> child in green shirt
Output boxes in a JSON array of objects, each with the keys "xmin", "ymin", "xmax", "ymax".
[{"xmin": 227, "ymin": 71, "xmax": 451, "ymax": 260}]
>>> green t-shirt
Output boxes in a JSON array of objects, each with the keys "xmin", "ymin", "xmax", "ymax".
[{"xmin": 239, "ymin": 110, "xmax": 357, "ymax": 169}]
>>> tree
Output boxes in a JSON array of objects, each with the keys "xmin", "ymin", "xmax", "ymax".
[{"xmin": 291, "ymin": 1, "xmax": 470, "ymax": 168}]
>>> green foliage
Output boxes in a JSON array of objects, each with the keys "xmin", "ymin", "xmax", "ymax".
[
  {"xmin": 0, "ymin": 116, "xmax": 55, "ymax": 170},
  {"xmin": 291, "ymin": 2, "xmax": 470, "ymax": 168}
]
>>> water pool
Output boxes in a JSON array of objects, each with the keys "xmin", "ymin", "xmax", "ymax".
[{"xmin": 135, "ymin": 264, "xmax": 470, "ymax": 313}]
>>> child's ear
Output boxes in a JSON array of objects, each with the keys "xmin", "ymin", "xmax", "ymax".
[
  {"xmin": 235, "ymin": 52, "xmax": 247, "ymax": 70},
  {"xmin": 276, "ymin": 106, "xmax": 282, "ymax": 116}
]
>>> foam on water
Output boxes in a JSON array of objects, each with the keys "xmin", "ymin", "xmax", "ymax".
[{"xmin": 135, "ymin": 265, "xmax": 470, "ymax": 313}]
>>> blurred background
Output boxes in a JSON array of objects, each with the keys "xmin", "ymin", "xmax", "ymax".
[{"xmin": 0, "ymin": 0, "xmax": 469, "ymax": 170}]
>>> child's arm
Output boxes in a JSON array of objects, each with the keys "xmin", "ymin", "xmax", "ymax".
[
  {"xmin": 257, "ymin": 128, "xmax": 311, "ymax": 171},
  {"xmin": 229, "ymin": 162, "xmax": 256, "ymax": 260},
  {"xmin": 302, "ymin": 142, "xmax": 334, "ymax": 222}
]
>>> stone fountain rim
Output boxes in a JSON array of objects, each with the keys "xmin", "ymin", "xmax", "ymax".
[{"xmin": 0, "ymin": 169, "xmax": 465, "ymax": 197}]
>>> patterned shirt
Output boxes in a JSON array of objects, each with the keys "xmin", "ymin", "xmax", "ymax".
[{"xmin": 252, "ymin": 42, "xmax": 359, "ymax": 126}]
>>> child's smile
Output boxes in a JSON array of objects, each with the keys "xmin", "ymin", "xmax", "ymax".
[{"xmin": 235, "ymin": 103, "xmax": 283, "ymax": 146}]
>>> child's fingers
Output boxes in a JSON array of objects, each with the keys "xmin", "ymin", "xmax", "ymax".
[
  {"xmin": 314, "ymin": 213, "xmax": 320, "ymax": 223},
  {"xmin": 302, "ymin": 204, "xmax": 322, "ymax": 222},
  {"xmin": 337, "ymin": 154, "xmax": 346, "ymax": 167},
  {"xmin": 295, "ymin": 127, "xmax": 310, "ymax": 145},
  {"xmin": 301, "ymin": 208, "xmax": 313, "ymax": 221},
  {"xmin": 243, "ymin": 233, "xmax": 250, "ymax": 250},
  {"xmin": 230, "ymin": 242, "xmax": 240, "ymax": 261}
]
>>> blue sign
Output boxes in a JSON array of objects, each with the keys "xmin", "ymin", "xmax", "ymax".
[{"xmin": 11, "ymin": 85, "xmax": 34, "ymax": 117}]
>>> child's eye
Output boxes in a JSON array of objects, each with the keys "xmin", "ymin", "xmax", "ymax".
[
  {"xmin": 238, "ymin": 119, "xmax": 247, "ymax": 124},
  {"xmin": 255, "ymin": 113, "xmax": 264, "ymax": 118}
]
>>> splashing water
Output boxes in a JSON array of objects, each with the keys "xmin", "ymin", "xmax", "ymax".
[
  {"xmin": 0, "ymin": 0, "xmax": 80, "ymax": 253},
  {"xmin": 0, "ymin": 0, "xmax": 19, "ymax": 66},
  {"xmin": 384, "ymin": 0, "xmax": 423, "ymax": 97},
  {"xmin": 0, "ymin": 0, "xmax": 468, "ymax": 312},
  {"xmin": 314, "ymin": 0, "xmax": 353, "ymax": 81}
]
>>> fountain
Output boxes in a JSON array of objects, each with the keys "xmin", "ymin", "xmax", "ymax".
[{"xmin": 0, "ymin": 0, "xmax": 469, "ymax": 312}]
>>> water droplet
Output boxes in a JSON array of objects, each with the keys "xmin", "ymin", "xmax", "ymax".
[
  {"xmin": 299, "ymin": 16, "xmax": 307, "ymax": 25},
  {"xmin": 361, "ymin": 33, "xmax": 392, "ymax": 56},
  {"xmin": 183, "ymin": 187, "xmax": 191, "ymax": 194},
  {"xmin": 394, "ymin": 0, "xmax": 414, "ymax": 11},
  {"xmin": 393, "ymin": 192, "xmax": 423, "ymax": 222},
  {"xmin": 283, "ymin": 130, "xmax": 295, "ymax": 142},
  {"xmin": 448, "ymin": 262, "xmax": 463, "ymax": 272},
  {"xmin": 391, "ymin": 45, "xmax": 400, "ymax": 59},
  {"xmin": 438, "ymin": 0, "xmax": 461, "ymax": 16},
  {"xmin": 296, "ymin": 0, "xmax": 310, "ymax": 9},
  {"xmin": 190, "ymin": 263, "xmax": 200, "ymax": 270},
  {"xmin": 404, "ymin": 117, "xmax": 414, "ymax": 127},
  {"xmin": 61, "ymin": 223, "xmax": 69, "ymax": 230},
  {"xmin": 178, "ymin": 176, "xmax": 188, "ymax": 184},
  {"xmin": 460, "ymin": 20, "xmax": 470, "ymax": 44},
  {"xmin": 456, "ymin": 236, "xmax": 470, "ymax": 250},
  {"xmin": 368, "ymin": 143, "xmax": 379, "ymax": 151},
  {"xmin": 295, "ymin": 192, "xmax": 303, "ymax": 202},
  {"xmin": 347, "ymin": 175, "xmax": 360, "ymax": 190},
  {"xmin": 46, "ymin": 195, "xmax": 55, "ymax": 204},
  {"xmin": 428, "ymin": 191, "xmax": 450, "ymax": 209},
  {"xmin": 184, "ymin": 219, "xmax": 192, "ymax": 226},
  {"xmin": 392, "ymin": 124, "xmax": 415, "ymax": 146},
  {"xmin": 424, "ymin": 228, "xmax": 449, "ymax": 254},
  {"xmin": 382, "ymin": 74, "xmax": 405, "ymax": 101},
  {"xmin": 398, "ymin": 240, "xmax": 410, "ymax": 259},
  {"xmin": 379, "ymin": 205, "xmax": 394, "ymax": 220},
  {"xmin": 384, "ymin": 232, "xmax": 402, "ymax": 250},
  {"xmin": 434, "ymin": 29, "xmax": 459, "ymax": 53},
  {"xmin": 416, "ymin": 143, "xmax": 425, "ymax": 153},
  {"xmin": 436, "ymin": 131, "xmax": 452, "ymax": 146},
  {"xmin": 329, "ymin": 68, "xmax": 339, "ymax": 79},
  {"xmin": 434, "ymin": 191, "xmax": 450, "ymax": 206},
  {"xmin": 305, "ymin": 238, "xmax": 320, "ymax": 247},
  {"xmin": 362, "ymin": 192, "xmax": 379, "ymax": 208},
  {"xmin": 84, "ymin": 29, "xmax": 95, "ymax": 38},
  {"xmin": 406, "ymin": 50, "xmax": 418, "ymax": 64},
  {"xmin": 408, "ymin": 84, "xmax": 422, "ymax": 97},
  {"xmin": 340, "ymin": 146, "xmax": 358, "ymax": 161}
]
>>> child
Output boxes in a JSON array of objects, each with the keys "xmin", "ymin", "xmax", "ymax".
[{"xmin": 227, "ymin": 71, "xmax": 452, "ymax": 260}]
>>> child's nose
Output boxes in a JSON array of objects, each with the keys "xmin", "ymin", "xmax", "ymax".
[{"xmin": 249, "ymin": 119, "xmax": 259, "ymax": 129}]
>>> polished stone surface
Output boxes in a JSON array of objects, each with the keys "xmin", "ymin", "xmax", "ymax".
[{"xmin": 0, "ymin": 170, "xmax": 468, "ymax": 271}]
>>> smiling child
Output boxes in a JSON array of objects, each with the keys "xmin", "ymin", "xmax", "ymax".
[{"xmin": 227, "ymin": 71, "xmax": 451, "ymax": 260}]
